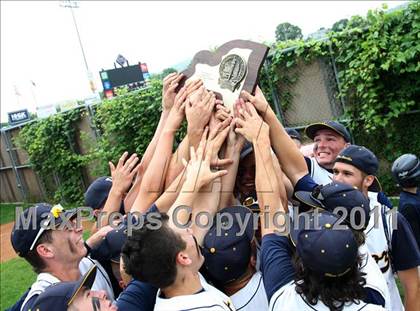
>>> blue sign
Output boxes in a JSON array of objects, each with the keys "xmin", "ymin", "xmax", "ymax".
[
  {"xmin": 8, "ymin": 109, "xmax": 30, "ymax": 125},
  {"xmin": 103, "ymin": 81, "xmax": 112, "ymax": 90}
]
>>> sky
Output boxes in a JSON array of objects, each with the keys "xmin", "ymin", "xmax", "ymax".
[{"xmin": 0, "ymin": 0, "xmax": 406, "ymax": 122}]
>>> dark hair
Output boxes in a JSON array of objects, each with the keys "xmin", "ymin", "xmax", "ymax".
[
  {"xmin": 24, "ymin": 230, "xmax": 53, "ymax": 274},
  {"xmin": 351, "ymin": 229, "xmax": 365, "ymax": 246},
  {"xmin": 121, "ymin": 213, "xmax": 186, "ymax": 289},
  {"xmin": 292, "ymin": 253, "xmax": 366, "ymax": 311}
]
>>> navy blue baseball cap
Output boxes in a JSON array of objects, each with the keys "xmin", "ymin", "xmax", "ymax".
[
  {"xmin": 202, "ymin": 206, "xmax": 255, "ymax": 285},
  {"xmin": 305, "ymin": 121, "xmax": 351, "ymax": 143},
  {"xmin": 285, "ymin": 128, "xmax": 301, "ymax": 142},
  {"xmin": 11, "ymin": 203, "xmax": 77, "ymax": 257},
  {"xmin": 294, "ymin": 181, "xmax": 370, "ymax": 230},
  {"xmin": 240, "ymin": 142, "xmax": 254, "ymax": 160},
  {"xmin": 33, "ymin": 265, "xmax": 97, "ymax": 310},
  {"xmin": 84, "ymin": 176, "xmax": 125, "ymax": 213},
  {"xmin": 335, "ymin": 145, "xmax": 382, "ymax": 192},
  {"xmin": 84, "ymin": 176, "xmax": 113, "ymax": 210},
  {"xmin": 92, "ymin": 224, "xmax": 127, "ymax": 263},
  {"xmin": 290, "ymin": 210, "xmax": 358, "ymax": 277}
]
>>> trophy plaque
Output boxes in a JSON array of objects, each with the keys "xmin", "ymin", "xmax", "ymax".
[{"xmin": 179, "ymin": 40, "xmax": 269, "ymax": 111}]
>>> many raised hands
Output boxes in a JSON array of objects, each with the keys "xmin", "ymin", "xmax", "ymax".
[
  {"xmin": 109, "ymin": 151, "xmax": 140, "ymax": 196},
  {"xmin": 165, "ymin": 86, "xmax": 187, "ymax": 131},
  {"xmin": 182, "ymin": 128, "xmax": 228, "ymax": 192},
  {"xmin": 162, "ymin": 72, "xmax": 184, "ymax": 110},
  {"xmin": 240, "ymin": 85, "xmax": 272, "ymax": 117},
  {"xmin": 234, "ymin": 98, "xmax": 269, "ymax": 143},
  {"xmin": 186, "ymin": 87, "xmax": 216, "ymax": 134}
]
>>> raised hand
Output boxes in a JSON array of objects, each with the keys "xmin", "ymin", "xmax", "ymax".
[
  {"xmin": 234, "ymin": 98, "xmax": 269, "ymax": 143},
  {"xmin": 162, "ymin": 72, "xmax": 184, "ymax": 110},
  {"xmin": 186, "ymin": 86, "xmax": 215, "ymax": 133},
  {"xmin": 185, "ymin": 79, "xmax": 204, "ymax": 97},
  {"xmin": 207, "ymin": 117, "xmax": 233, "ymax": 168},
  {"xmin": 215, "ymin": 100, "xmax": 231, "ymax": 122},
  {"xmin": 240, "ymin": 85, "xmax": 272, "ymax": 116},
  {"xmin": 182, "ymin": 128, "xmax": 228, "ymax": 191},
  {"xmin": 165, "ymin": 86, "xmax": 187, "ymax": 130},
  {"xmin": 109, "ymin": 152, "xmax": 140, "ymax": 195}
]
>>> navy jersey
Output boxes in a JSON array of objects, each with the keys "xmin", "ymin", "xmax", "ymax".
[
  {"xmin": 398, "ymin": 189, "xmax": 420, "ymax": 249},
  {"xmin": 116, "ymin": 279, "xmax": 157, "ymax": 311}
]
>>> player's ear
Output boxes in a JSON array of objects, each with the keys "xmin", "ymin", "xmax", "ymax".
[
  {"xmin": 36, "ymin": 243, "xmax": 54, "ymax": 259},
  {"xmin": 363, "ymin": 175, "xmax": 375, "ymax": 189},
  {"xmin": 176, "ymin": 251, "xmax": 192, "ymax": 266}
]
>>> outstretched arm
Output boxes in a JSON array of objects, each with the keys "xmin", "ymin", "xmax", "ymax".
[
  {"xmin": 131, "ymin": 87, "xmax": 187, "ymax": 214},
  {"xmin": 190, "ymin": 120, "xmax": 231, "ymax": 245},
  {"xmin": 164, "ymin": 80, "xmax": 207, "ymax": 187},
  {"xmin": 124, "ymin": 73, "xmax": 184, "ymax": 211},
  {"xmin": 167, "ymin": 128, "xmax": 228, "ymax": 228},
  {"xmin": 235, "ymin": 99, "xmax": 287, "ymax": 236},
  {"xmin": 241, "ymin": 87, "xmax": 307, "ymax": 186},
  {"xmin": 93, "ymin": 152, "xmax": 140, "ymax": 233}
]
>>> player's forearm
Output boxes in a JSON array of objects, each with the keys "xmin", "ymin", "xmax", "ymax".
[
  {"xmin": 254, "ymin": 138, "xmax": 285, "ymax": 235},
  {"xmin": 97, "ymin": 187, "xmax": 123, "ymax": 229},
  {"xmin": 165, "ymin": 135, "xmax": 189, "ymax": 188},
  {"xmin": 130, "ymin": 129, "xmax": 176, "ymax": 213},
  {"xmin": 264, "ymin": 110, "xmax": 307, "ymax": 186},
  {"xmin": 168, "ymin": 179, "xmax": 199, "ymax": 227},
  {"xmin": 155, "ymin": 167, "xmax": 187, "ymax": 213},
  {"xmin": 123, "ymin": 165, "xmax": 144, "ymax": 212},
  {"xmin": 218, "ymin": 144, "xmax": 241, "ymax": 210},
  {"xmin": 140, "ymin": 109, "xmax": 170, "ymax": 171},
  {"xmin": 192, "ymin": 178, "xmax": 222, "ymax": 245},
  {"xmin": 398, "ymin": 267, "xmax": 420, "ymax": 311}
]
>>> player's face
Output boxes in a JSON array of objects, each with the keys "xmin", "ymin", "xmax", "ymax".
[
  {"xmin": 332, "ymin": 162, "xmax": 365, "ymax": 190},
  {"xmin": 313, "ymin": 130, "xmax": 348, "ymax": 169},
  {"xmin": 71, "ymin": 288, "xmax": 117, "ymax": 311},
  {"xmin": 50, "ymin": 218, "xmax": 86, "ymax": 262},
  {"xmin": 236, "ymin": 153, "xmax": 256, "ymax": 198},
  {"xmin": 175, "ymin": 227, "xmax": 204, "ymax": 269}
]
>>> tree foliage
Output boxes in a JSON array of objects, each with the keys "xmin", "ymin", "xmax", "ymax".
[{"xmin": 275, "ymin": 22, "xmax": 303, "ymax": 42}]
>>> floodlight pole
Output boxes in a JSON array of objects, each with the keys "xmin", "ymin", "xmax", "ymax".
[{"xmin": 60, "ymin": 0, "xmax": 96, "ymax": 93}]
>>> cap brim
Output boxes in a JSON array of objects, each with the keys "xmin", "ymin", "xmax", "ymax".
[
  {"xmin": 305, "ymin": 123, "xmax": 348, "ymax": 142},
  {"xmin": 368, "ymin": 176, "xmax": 382, "ymax": 192},
  {"xmin": 54, "ymin": 208, "xmax": 78, "ymax": 226},
  {"xmin": 289, "ymin": 210, "xmax": 315, "ymax": 247},
  {"xmin": 294, "ymin": 191, "xmax": 324, "ymax": 210},
  {"xmin": 240, "ymin": 147, "xmax": 253, "ymax": 161},
  {"xmin": 67, "ymin": 265, "xmax": 97, "ymax": 306}
]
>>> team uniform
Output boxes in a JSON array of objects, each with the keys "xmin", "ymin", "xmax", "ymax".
[
  {"xmin": 154, "ymin": 274, "xmax": 235, "ymax": 311},
  {"xmin": 261, "ymin": 234, "xmax": 385, "ymax": 311},
  {"xmin": 230, "ymin": 271, "xmax": 268, "ymax": 311},
  {"xmin": 398, "ymin": 189, "xmax": 420, "ymax": 248},
  {"xmin": 306, "ymin": 156, "xmax": 333, "ymax": 186},
  {"xmin": 20, "ymin": 257, "xmax": 113, "ymax": 311},
  {"xmin": 365, "ymin": 192, "xmax": 420, "ymax": 311},
  {"xmin": 116, "ymin": 279, "xmax": 157, "ymax": 311}
]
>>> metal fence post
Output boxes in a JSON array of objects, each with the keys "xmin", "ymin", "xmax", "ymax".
[{"xmin": 1, "ymin": 129, "xmax": 27, "ymax": 201}]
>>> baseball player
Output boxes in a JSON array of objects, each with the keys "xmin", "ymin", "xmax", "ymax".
[
  {"xmin": 392, "ymin": 153, "xmax": 420, "ymax": 249},
  {"xmin": 121, "ymin": 132, "xmax": 235, "ymax": 311},
  {"xmin": 201, "ymin": 206, "xmax": 268, "ymax": 311},
  {"xmin": 237, "ymin": 105, "xmax": 383, "ymax": 310},
  {"xmin": 32, "ymin": 265, "xmax": 116, "ymax": 311},
  {"xmin": 10, "ymin": 203, "xmax": 115, "ymax": 311},
  {"xmin": 333, "ymin": 146, "xmax": 420, "ymax": 311},
  {"xmin": 304, "ymin": 121, "xmax": 351, "ymax": 185}
]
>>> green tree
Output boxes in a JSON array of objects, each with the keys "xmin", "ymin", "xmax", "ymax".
[
  {"xmin": 161, "ymin": 67, "xmax": 177, "ymax": 77},
  {"xmin": 331, "ymin": 18, "xmax": 349, "ymax": 32},
  {"xmin": 275, "ymin": 22, "xmax": 303, "ymax": 42}
]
